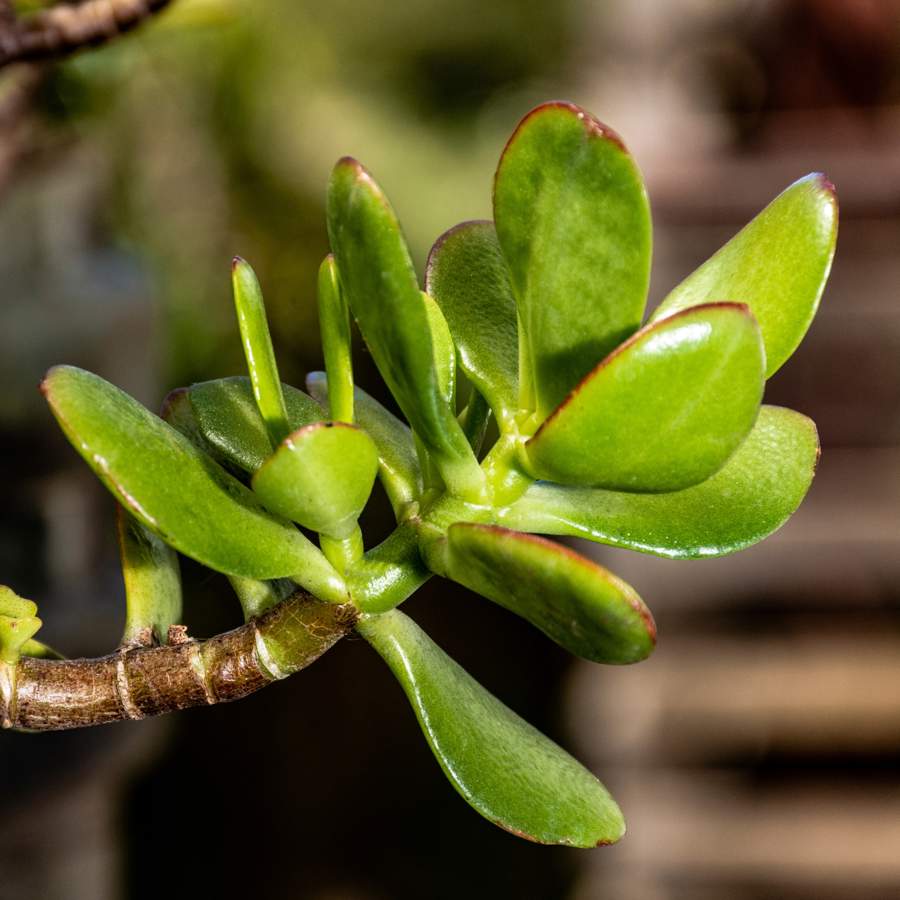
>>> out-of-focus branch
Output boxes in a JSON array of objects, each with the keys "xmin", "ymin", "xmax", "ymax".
[{"xmin": 0, "ymin": 0, "xmax": 172, "ymax": 69}]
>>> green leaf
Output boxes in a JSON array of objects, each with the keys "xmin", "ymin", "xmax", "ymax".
[
  {"xmin": 252, "ymin": 422, "xmax": 378, "ymax": 539},
  {"xmin": 422, "ymin": 292, "xmax": 455, "ymax": 407},
  {"xmin": 359, "ymin": 609, "xmax": 625, "ymax": 846},
  {"xmin": 347, "ymin": 522, "xmax": 431, "ymax": 613},
  {"xmin": 117, "ymin": 506, "xmax": 182, "ymax": 646},
  {"xmin": 504, "ymin": 405, "xmax": 818, "ymax": 558},
  {"xmin": 232, "ymin": 257, "xmax": 291, "ymax": 447},
  {"xmin": 458, "ymin": 386, "xmax": 492, "ymax": 456},
  {"xmin": 21, "ymin": 639, "xmax": 64, "ymax": 660},
  {"xmin": 0, "ymin": 586, "xmax": 41, "ymax": 665},
  {"xmin": 317, "ymin": 254, "xmax": 354, "ymax": 423},
  {"xmin": 307, "ymin": 372, "xmax": 422, "ymax": 516},
  {"xmin": 425, "ymin": 220, "xmax": 519, "ymax": 428},
  {"xmin": 650, "ymin": 173, "xmax": 838, "ymax": 377},
  {"xmin": 188, "ymin": 377, "xmax": 323, "ymax": 474},
  {"xmin": 43, "ymin": 366, "xmax": 345, "ymax": 599},
  {"xmin": 494, "ymin": 101, "xmax": 652, "ymax": 418},
  {"xmin": 523, "ymin": 303, "xmax": 765, "ymax": 492},
  {"xmin": 326, "ymin": 158, "xmax": 483, "ymax": 500},
  {"xmin": 445, "ymin": 524, "xmax": 654, "ymax": 663}
]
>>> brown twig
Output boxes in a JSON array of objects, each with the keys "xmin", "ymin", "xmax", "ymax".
[
  {"xmin": 1, "ymin": 592, "xmax": 358, "ymax": 732},
  {"xmin": 0, "ymin": 0, "xmax": 172, "ymax": 69}
]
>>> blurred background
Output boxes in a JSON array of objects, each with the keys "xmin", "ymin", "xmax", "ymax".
[{"xmin": 0, "ymin": 0, "xmax": 899, "ymax": 897}]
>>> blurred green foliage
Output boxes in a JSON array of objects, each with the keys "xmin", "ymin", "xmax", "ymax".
[{"xmin": 34, "ymin": 0, "xmax": 574, "ymax": 388}]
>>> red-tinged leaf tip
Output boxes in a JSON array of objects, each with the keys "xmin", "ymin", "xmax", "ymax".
[
  {"xmin": 496, "ymin": 101, "xmax": 628, "ymax": 180},
  {"xmin": 532, "ymin": 301, "xmax": 755, "ymax": 440},
  {"xmin": 231, "ymin": 255, "xmax": 246, "ymax": 272},
  {"xmin": 424, "ymin": 219, "xmax": 493, "ymax": 288},
  {"xmin": 814, "ymin": 172, "xmax": 838, "ymax": 199}
]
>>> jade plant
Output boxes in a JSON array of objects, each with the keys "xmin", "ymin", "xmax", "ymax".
[{"xmin": 0, "ymin": 101, "xmax": 836, "ymax": 847}]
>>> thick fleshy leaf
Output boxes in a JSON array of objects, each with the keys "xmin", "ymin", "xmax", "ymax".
[
  {"xmin": 359, "ymin": 609, "xmax": 625, "ymax": 846},
  {"xmin": 188, "ymin": 377, "xmax": 323, "ymax": 474},
  {"xmin": 504, "ymin": 405, "xmax": 818, "ymax": 559},
  {"xmin": 494, "ymin": 101, "xmax": 652, "ymax": 418},
  {"xmin": 117, "ymin": 507, "xmax": 182, "ymax": 645},
  {"xmin": 252, "ymin": 422, "xmax": 378, "ymax": 539},
  {"xmin": 317, "ymin": 254, "xmax": 354, "ymax": 423},
  {"xmin": 422, "ymin": 292, "xmax": 455, "ymax": 406},
  {"xmin": 347, "ymin": 522, "xmax": 431, "ymax": 613},
  {"xmin": 307, "ymin": 372, "xmax": 422, "ymax": 516},
  {"xmin": 43, "ymin": 367, "xmax": 345, "ymax": 598},
  {"xmin": 523, "ymin": 304, "xmax": 765, "ymax": 492},
  {"xmin": 651, "ymin": 173, "xmax": 838, "ymax": 377},
  {"xmin": 326, "ymin": 158, "xmax": 482, "ymax": 499},
  {"xmin": 0, "ymin": 586, "xmax": 41, "ymax": 665},
  {"xmin": 425, "ymin": 220, "xmax": 519, "ymax": 427},
  {"xmin": 232, "ymin": 257, "xmax": 291, "ymax": 447},
  {"xmin": 445, "ymin": 524, "xmax": 654, "ymax": 663}
]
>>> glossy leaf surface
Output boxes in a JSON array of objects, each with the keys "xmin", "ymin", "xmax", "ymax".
[
  {"xmin": 651, "ymin": 174, "xmax": 837, "ymax": 376},
  {"xmin": 445, "ymin": 524, "xmax": 655, "ymax": 663},
  {"xmin": 359, "ymin": 609, "xmax": 625, "ymax": 846},
  {"xmin": 523, "ymin": 304, "xmax": 765, "ymax": 492},
  {"xmin": 117, "ymin": 507, "xmax": 182, "ymax": 645},
  {"xmin": 252, "ymin": 422, "xmax": 378, "ymax": 539},
  {"xmin": 425, "ymin": 220, "xmax": 519, "ymax": 427},
  {"xmin": 494, "ymin": 101, "xmax": 652, "ymax": 417},
  {"xmin": 189, "ymin": 377, "xmax": 323, "ymax": 474},
  {"xmin": 307, "ymin": 372, "xmax": 422, "ymax": 515},
  {"xmin": 422, "ymin": 292, "xmax": 455, "ymax": 406},
  {"xmin": 505, "ymin": 405, "xmax": 818, "ymax": 558},
  {"xmin": 43, "ymin": 367, "xmax": 342, "ymax": 587},
  {"xmin": 317, "ymin": 254, "xmax": 354, "ymax": 423},
  {"xmin": 232, "ymin": 257, "xmax": 290, "ymax": 446},
  {"xmin": 327, "ymin": 158, "xmax": 480, "ymax": 498}
]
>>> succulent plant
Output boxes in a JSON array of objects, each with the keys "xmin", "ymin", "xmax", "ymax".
[{"xmin": 0, "ymin": 100, "xmax": 837, "ymax": 847}]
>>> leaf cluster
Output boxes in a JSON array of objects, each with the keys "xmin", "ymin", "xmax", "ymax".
[{"xmin": 30, "ymin": 101, "xmax": 836, "ymax": 846}]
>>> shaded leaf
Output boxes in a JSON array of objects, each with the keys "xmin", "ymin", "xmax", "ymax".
[
  {"xmin": 504, "ymin": 405, "xmax": 818, "ymax": 558},
  {"xmin": 359, "ymin": 609, "xmax": 625, "ymax": 846},
  {"xmin": 425, "ymin": 220, "xmax": 519, "ymax": 427},
  {"xmin": 232, "ymin": 257, "xmax": 290, "ymax": 446},
  {"xmin": 651, "ymin": 173, "xmax": 837, "ymax": 376},
  {"xmin": 189, "ymin": 376, "xmax": 323, "ymax": 474},
  {"xmin": 445, "ymin": 524, "xmax": 654, "ymax": 663},
  {"xmin": 523, "ymin": 304, "xmax": 765, "ymax": 492},
  {"xmin": 43, "ymin": 367, "xmax": 345, "ymax": 599},
  {"xmin": 494, "ymin": 101, "xmax": 651, "ymax": 417},
  {"xmin": 307, "ymin": 371, "xmax": 422, "ymax": 516},
  {"xmin": 252, "ymin": 422, "xmax": 378, "ymax": 539},
  {"xmin": 117, "ymin": 506, "xmax": 182, "ymax": 646}
]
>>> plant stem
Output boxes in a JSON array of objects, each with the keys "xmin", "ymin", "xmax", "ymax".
[{"xmin": 0, "ymin": 592, "xmax": 357, "ymax": 732}]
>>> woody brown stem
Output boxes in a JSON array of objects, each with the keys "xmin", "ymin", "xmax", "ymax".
[
  {"xmin": 0, "ymin": 0, "xmax": 172, "ymax": 69},
  {"xmin": 0, "ymin": 591, "xmax": 358, "ymax": 732}
]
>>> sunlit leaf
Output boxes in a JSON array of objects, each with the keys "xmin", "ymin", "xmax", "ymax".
[
  {"xmin": 232, "ymin": 257, "xmax": 291, "ymax": 447},
  {"xmin": 494, "ymin": 101, "xmax": 651, "ymax": 417},
  {"xmin": 359, "ymin": 609, "xmax": 625, "ymax": 846},
  {"xmin": 43, "ymin": 366, "xmax": 345, "ymax": 600},
  {"xmin": 523, "ymin": 304, "xmax": 765, "ymax": 492},
  {"xmin": 504, "ymin": 405, "xmax": 819, "ymax": 558},
  {"xmin": 651, "ymin": 173, "xmax": 837, "ymax": 377},
  {"xmin": 426, "ymin": 220, "xmax": 519, "ymax": 427},
  {"xmin": 445, "ymin": 524, "xmax": 654, "ymax": 663},
  {"xmin": 317, "ymin": 254, "xmax": 354, "ymax": 423},
  {"xmin": 252, "ymin": 422, "xmax": 378, "ymax": 539},
  {"xmin": 307, "ymin": 372, "xmax": 422, "ymax": 516},
  {"xmin": 327, "ymin": 158, "xmax": 483, "ymax": 499}
]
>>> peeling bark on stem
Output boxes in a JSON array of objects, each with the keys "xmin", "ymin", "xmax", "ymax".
[{"xmin": 0, "ymin": 591, "xmax": 357, "ymax": 732}]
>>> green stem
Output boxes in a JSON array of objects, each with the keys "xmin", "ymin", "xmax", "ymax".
[{"xmin": 320, "ymin": 525, "xmax": 364, "ymax": 575}]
